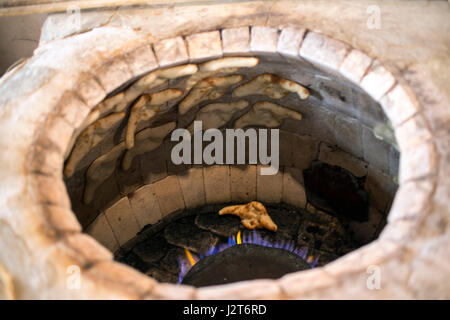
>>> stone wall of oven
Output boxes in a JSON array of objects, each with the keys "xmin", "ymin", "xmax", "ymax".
[
  {"xmin": 2, "ymin": 1, "xmax": 446, "ymax": 297},
  {"xmin": 60, "ymin": 28, "xmax": 399, "ymax": 252},
  {"xmin": 87, "ymin": 160, "xmax": 395, "ymax": 254}
]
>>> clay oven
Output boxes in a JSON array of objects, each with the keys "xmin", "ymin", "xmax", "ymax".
[{"xmin": 0, "ymin": 1, "xmax": 448, "ymax": 299}]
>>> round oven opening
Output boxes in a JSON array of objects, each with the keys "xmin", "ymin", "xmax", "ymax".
[
  {"xmin": 0, "ymin": 2, "xmax": 443, "ymax": 297},
  {"xmin": 61, "ymin": 32, "xmax": 399, "ymax": 289}
]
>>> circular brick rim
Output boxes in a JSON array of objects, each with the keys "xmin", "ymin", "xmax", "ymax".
[{"xmin": 2, "ymin": 25, "xmax": 441, "ymax": 299}]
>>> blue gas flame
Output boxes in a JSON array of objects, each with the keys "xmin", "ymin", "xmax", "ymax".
[{"xmin": 177, "ymin": 229, "xmax": 319, "ymax": 283}]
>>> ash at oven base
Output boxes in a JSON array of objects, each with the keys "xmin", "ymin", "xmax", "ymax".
[
  {"xmin": 182, "ymin": 244, "xmax": 310, "ymax": 287},
  {"xmin": 115, "ymin": 203, "xmax": 360, "ymax": 284}
]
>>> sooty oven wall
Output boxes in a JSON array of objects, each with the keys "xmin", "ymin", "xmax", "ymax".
[{"xmin": 63, "ymin": 50, "xmax": 399, "ymax": 280}]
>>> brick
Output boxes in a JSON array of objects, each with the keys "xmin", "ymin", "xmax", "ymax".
[
  {"xmin": 177, "ymin": 167, "xmax": 206, "ymax": 209},
  {"xmin": 105, "ymin": 197, "xmax": 140, "ymax": 246},
  {"xmin": 339, "ymin": 49, "xmax": 373, "ymax": 83},
  {"xmin": 360, "ymin": 62, "xmax": 396, "ymax": 101},
  {"xmin": 380, "ymin": 83, "xmax": 421, "ymax": 126},
  {"xmin": 334, "ymin": 114, "xmax": 363, "ymax": 158},
  {"xmin": 279, "ymin": 130, "xmax": 295, "ymax": 167},
  {"xmin": 125, "ymin": 43, "xmax": 158, "ymax": 77},
  {"xmin": 283, "ymin": 105, "xmax": 337, "ymax": 145},
  {"xmin": 316, "ymin": 75, "xmax": 355, "ymax": 117},
  {"xmin": 32, "ymin": 174, "xmax": 71, "ymax": 208},
  {"xmin": 153, "ymin": 36, "xmax": 189, "ymax": 67},
  {"xmin": 319, "ymin": 142, "xmax": 368, "ymax": 177},
  {"xmin": 30, "ymin": 139, "xmax": 64, "ymax": 176},
  {"xmin": 128, "ymin": 184, "xmax": 162, "ymax": 228},
  {"xmin": 291, "ymin": 134, "xmax": 318, "ymax": 170},
  {"xmin": 41, "ymin": 113, "xmax": 75, "ymax": 154},
  {"xmin": 203, "ymin": 165, "xmax": 231, "ymax": 204},
  {"xmin": 399, "ymin": 141, "xmax": 438, "ymax": 183},
  {"xmin": 282, "ymin": 166, "xmax": 307, "ymax": 208},
  {"xmin": 362, "ymin": 125, "xmax": 390, "ymax": 174},
  {"xmin": 86, "ymin": 213, "xmax": 120, "ymax": 252},
  {"xmin": 221, "ymin": 27, "xmax": 250, "ymax": 55},
  {"xmin": 96, "ymin": 57, "xmax": 132, "ymax": 93},
  {"xmin": 76, "ymin": 73, "xmax": 106, "ymax": 107},
  {"xmin": 395, "ymin": 113, "xmax": 432, "ymax": 152},
  {"xmin": 277, "ymin": 27, "xmax": 306, "ymax": 56},
  {"xmin": 365, "ymin": 167, "xmax": 398, "ymax": 214},
  {"xmin": 57, "ymin": 91, "xmax": 90, "ymax": 129},
  {"xmin": 186, "ymin": 31, "xmax": 222, "ymax": 61},
  {"xmin": 250, "ymin": 26, "xmax": 279, "ymax": 53},
  {"xmin": 256, "ymin": 165, "xmax": 283, "ymax": 204},
  {"xmin": 153, "ymin": 175, "xmax": 185, "ymax": 216},
  {"xmin": 299, "ymin": 31, "xmax": 349, "ymax": 71},
  {"xmin": 352, "ymin": 87, "xmax": 386, "ymax": 128},
  {"xmin": 388, "ymin": 179, "xmax": 434, "ymax": 222},
  {"xmin": 230, "ymin": 165, "xmax": 257, "ymax": 203}
]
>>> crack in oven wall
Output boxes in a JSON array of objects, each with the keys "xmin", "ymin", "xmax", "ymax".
[{"xmin": 61, "ymin": 30, "xmax": 399, "ymax": 287}]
